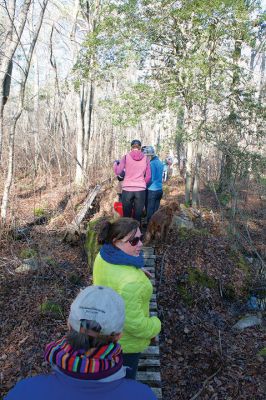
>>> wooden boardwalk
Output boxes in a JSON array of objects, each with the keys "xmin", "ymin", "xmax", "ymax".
[{"xmin": 137, "ymin": 246, "xmax": 162, "ymax": 399}]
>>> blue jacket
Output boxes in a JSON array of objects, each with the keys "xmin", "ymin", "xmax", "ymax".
[
  {"xmin": 5, "ymin": 368, "xmax": 157, "ymax": 400},
  {"xmin": 147, "ymin": 156, "xmax": 163, "ymax": 191}
]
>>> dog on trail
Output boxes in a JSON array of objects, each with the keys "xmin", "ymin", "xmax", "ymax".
[{"xmin": 145, "ymin": 202, "xmax": 179, "ymax": 244}]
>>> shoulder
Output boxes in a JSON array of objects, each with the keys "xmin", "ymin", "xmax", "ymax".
[
  {"xmin": 5, "ymin": 375, "xmax": 54, "ymax": 399},
  {"xmin": 119, "ymin": 379, "xmax": 157, "ymax": 399}
]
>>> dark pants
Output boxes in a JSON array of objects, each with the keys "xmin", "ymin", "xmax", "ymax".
[
  {"xmin": 122, "ymin": 190, "xmax": 146, "ymax": 223},
  {"xmin": 123, "ymin": 352, "xmax": 141, "ymax": 380},
  {"xmin": 146, "ymin": 190, "xmax": 163, "ymax": 222}
]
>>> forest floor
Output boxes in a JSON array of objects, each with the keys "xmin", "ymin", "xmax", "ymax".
[{"xmin": 0, "ymin": 174, "xmax": 265, "ymax": 399}]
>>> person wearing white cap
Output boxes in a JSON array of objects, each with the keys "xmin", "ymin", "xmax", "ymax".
[
  {"xmin": 143, "ymin": 146, "xmax": 164, "ymax": 222},
  {"xmin": 4, "ymin": 286, "xmax": 157, "ymax": 400}
]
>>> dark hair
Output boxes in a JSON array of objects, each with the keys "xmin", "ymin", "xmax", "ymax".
[
  {"xmin": 67, "ymin": 320, "xmax": 116, "ymax": 351},
  {"xmin": 131, "ymin": 139, "xmax": 141, "ymax": 147},
  {"xmin": 98, "ymin": 217, "xmax": 139, "ymax": 245}
]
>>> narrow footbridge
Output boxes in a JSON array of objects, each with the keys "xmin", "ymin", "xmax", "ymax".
[{"xmin": 137, "ymin": 246, "xmax": 162, "ymax": 399}]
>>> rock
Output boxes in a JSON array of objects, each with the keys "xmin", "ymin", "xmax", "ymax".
[
  {"xmin": 171, "ymin": 215, "xmax": 194, "ymax": 230},
  {"xmin": 246, "ymin": 257, "xmax": 254, "ymax": 264},
  {"xmin": 15, "ymin": 258, "xmax": 39, "ymax": 273},
  {"xmin": 233, "ymin": 315, "xmax": 262, "ymax": 330},
  {"xmin": 179, "ymin": 204, "xmax": 200, "ymax": 220},
  {"xmin": 58, "ymin": 261, "xmax": 73, "ymax": 269},
  {"xmin": 247, "ymin": 295, "xmax": 259, "ymax": 310},
  {"xmin": 13, "ymin": 226, "xmax": 32, "ymax": 240}
]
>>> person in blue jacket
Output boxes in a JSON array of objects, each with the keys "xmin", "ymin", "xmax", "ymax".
[
  {"xmin": 143, "ymin": 146, "xmax": 164, "ymax": 223},
  {"xmin": 4, "ymin": 286, "xmax": 157, "ymax": 400}
]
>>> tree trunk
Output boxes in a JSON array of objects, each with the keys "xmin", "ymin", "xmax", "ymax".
[
  {"xmin": 192, "ymin": 141, "xmax": 202, "ymax": 208},
  {"xmin": 0, "ymin": 118, "xmax": 19, "ymax": 223},
  {"xmin": 75, "ymin": 86, "xmax": 85, "ymax": 186},
  {"xmin": 0, "ymin": 0, "xmax": 48, "ymax": 224},
  {"xmin": 83, "ymin": 81, "xmax": 95, "ymax": 173},
  {"xmin": 259, "ymin": 50, "xmax": 265, "ymax": 103},
  {"xmin": 0, "ymin": 0, "xmax": 32, "ymax": 163},
  {"xmin": 185, "ymin": 141, "xmax": 193, "ymax": 205}
]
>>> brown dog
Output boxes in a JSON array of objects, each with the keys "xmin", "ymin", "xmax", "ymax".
[{"xmin": 145, "ymin": 202, "xmax": 179, "ymax": 244}]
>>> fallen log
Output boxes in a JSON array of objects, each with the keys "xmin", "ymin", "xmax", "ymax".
[
  {"xmin": 63, "ymin": 185, "xmax": 101, "ymax": 244},
  {"xmin": 63, "ymin": 178, "xmax": 111, "ymax": 244}
]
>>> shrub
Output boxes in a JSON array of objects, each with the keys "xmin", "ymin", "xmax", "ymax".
[{"xmin": 20, "ymin": 248, "xmax": 37, "ymax": 259}]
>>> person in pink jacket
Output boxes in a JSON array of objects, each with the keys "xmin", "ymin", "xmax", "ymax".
[{"xmin": 114, "ymin": 139, "xmax": 151, "ymax": 223}]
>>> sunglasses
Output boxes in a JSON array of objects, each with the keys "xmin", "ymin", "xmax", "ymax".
[{"xmin": 127, "ymin": 234, "xmax": 144, "ymax": 247}]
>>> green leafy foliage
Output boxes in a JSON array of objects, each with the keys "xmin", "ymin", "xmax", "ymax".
[
  {"xmin": 258, "ymin": 347, "xmax": 266, "ymax": 357},
  {"xmin": 20, "ymin": 248, "xmax": 37, "ymax": 259},
  {"xmin": 178, "ymin": 227, "xmax": 210, "ymax": 240},
  {"xmin": 34, "ymin": 207, "xmax": 46, "ymax": 217},
  {"xmin": 39, "ymin": 300, "xmax": 63, "ymax": 317},
  {"xmin": 187, "ymin": 268, "xmax": 217, "ymax": 289},
  {"xmin": 43, "ymin": 257, "xmax": 57, "ymax": 267}
]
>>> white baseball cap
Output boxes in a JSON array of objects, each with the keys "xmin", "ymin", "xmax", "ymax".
[
  {"xmin": 68, "ymin": 286, "xmax": 125, "ymax": 335},
  {"xmin": 143, "ymin": 146, "xmax": 155, "ymax": 156}
]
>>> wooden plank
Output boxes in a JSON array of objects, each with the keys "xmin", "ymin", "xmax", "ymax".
[
  {"xmin": 144, "ymin": 258, "xmax": 155, "ymax": 266},
  {"xmin": 136, "ymin": 371, "xmax": 161, "ymax": 382},
  {"xmin": 142, "ymin": 346, "xmax": 159, "ymax": 356},
  {"xmin": 142, "ymin": 245, "xmax": 162, "ymax": 398},
  {"xmin": 151, "ymin": 387, "xmax": 162, "ymax": 399},
  {"xmin": 142, "ymin": 247, "xmax": 154, "ymax": 256},
  {"xmin": 144, "ymin": 267, "xmax": 155, "ymax": 274},
  {"xmin": 143, "ymin": 254, "xmax": 156, "ymax": 260},
  {"xmin": 138, "ymin": 358, "xmax": 160, "ymax": 367}
]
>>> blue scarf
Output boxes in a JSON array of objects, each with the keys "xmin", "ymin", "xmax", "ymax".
[{"xmin": 100, "ymin": 243, "xmax": 144, "ymax": 269}]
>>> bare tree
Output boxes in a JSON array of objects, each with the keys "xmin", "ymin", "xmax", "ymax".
[
  {"xmin": 0, "ymin": 0, "xmax": 32, "ymax": 162},
  {"xmin": 1, "ymin": 0, "xmax": 48, "ymax": 224}
]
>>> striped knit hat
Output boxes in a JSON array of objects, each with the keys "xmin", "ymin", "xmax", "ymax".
[{"xmin": 45, "ymin": 337, "xmax": 123, "ymax": 380}]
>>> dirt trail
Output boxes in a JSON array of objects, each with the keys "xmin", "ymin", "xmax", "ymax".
[{"xmin": 0, "ymin": 178, "xmax": 265, "ymax": 399}]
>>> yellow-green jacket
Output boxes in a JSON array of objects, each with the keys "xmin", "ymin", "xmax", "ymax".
[{"xmin": 93, "ymin": 253, "xmax": 161, "ymax": 353}]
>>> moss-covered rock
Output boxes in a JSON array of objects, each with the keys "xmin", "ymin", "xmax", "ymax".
[
  {"xmin": 228, "ymin": 249, "xmax": 250, "ymax": 274},
  {"xmin": 86, "ymin": 217, "xmax": 109, "ymax": 273},
  {"xmin": 20, "ymin": 248, "xmax": 37, "ymax": 259},
  {"xmin": 228, "ymin": 248, "xmax": 251, "ymax": 296},
  {"xmin": 187, "ymin": 268, "xmax": 217, "ymax": 289}
]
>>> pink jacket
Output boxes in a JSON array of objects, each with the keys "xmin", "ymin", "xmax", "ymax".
[{"xmin": 114, "ymin": 150, "xmax": 151, "ymax": 191}]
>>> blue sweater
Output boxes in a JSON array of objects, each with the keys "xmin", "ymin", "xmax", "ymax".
[
  {"xmin": 147, "ymin": 156, "xmax": 163, "ymax": 191},
  {"xmin": 5, "ymin": 369, "xmax": 157, "ymax": 400}
]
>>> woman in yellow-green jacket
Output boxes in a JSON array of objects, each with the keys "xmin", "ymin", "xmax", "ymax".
[{"xmin": 93, "ymin": 217, "xmax": 161, "ymax": 380}]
